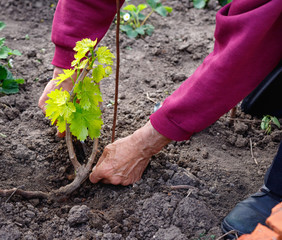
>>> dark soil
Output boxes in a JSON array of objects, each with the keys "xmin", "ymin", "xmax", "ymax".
[{"xmin": 0, "ymin": 0, "xmax": 281, "ymax": 239}]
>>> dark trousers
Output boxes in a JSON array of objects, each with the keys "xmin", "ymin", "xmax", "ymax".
[{"xmin": 265, "ymin": 141, "xmax": 282, "ymax": 197}]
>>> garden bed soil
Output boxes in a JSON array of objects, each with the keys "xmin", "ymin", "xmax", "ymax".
[{"xmin": 0, "ymin": 0, "xmax": 281, "ymax": 239}]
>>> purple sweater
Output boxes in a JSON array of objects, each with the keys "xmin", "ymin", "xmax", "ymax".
[{"xmin": 52, "ymin": 0, "xmax": 282, "ymax": 141}]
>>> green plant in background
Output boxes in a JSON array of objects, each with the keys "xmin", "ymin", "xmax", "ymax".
[
  {"xmin": 261, "ymin": 115, "xmax": 281, "ymax": 134},
  {"xmin": 45, "ymin": 38, "xmax": 114, "ymax": 141},
  {"xmin": 193, "ymin": 0, "xmax": 232, "ymax": 9},
  {"xmin": 0, "ymin": 22, "xmax": 21, "ymax": 60},
  {"xmin": 0, "ymin": 21, "xmax": 24, "ymax": 94},
  {"xmin": 119, "ymin": 0, "xmax": 172, "ymax": 38},
  {"xmin": 0, "ymin": 66, "xmax": 24, "ymax": 94}
]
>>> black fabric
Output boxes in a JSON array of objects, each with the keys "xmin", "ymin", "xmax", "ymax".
[
  {"xmin": 241, "ymin": 61, "xmax": 282, "ymax": 118},
  {"xmin": 264, "ymin": 140, "xmax": 282, "ymax": 197}
]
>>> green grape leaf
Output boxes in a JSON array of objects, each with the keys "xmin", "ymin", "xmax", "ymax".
[
  {"xmin": 74, "ymin": 76, "xmax": 103, "ymax": 110},
  {"xmin": 53, "ymin": 69, "xmax": 75, "ymax": 86},
  {"xmin": 92, "ymin": 65, "xmax": 106, "ymax": 83},
  {"xmin": 69, "ymin": 110, "xmax": 89, "ymax": 141},
  {"xmin": 73, "ymin": 38, "xmax": 97, "ymax": 52},
  {"xmin": 72, "ymin": 38, "xmax": 97, "ymax": 67},
  {"xmin": 69, "ymin": 105, "xmax": 103, "ymax": 140},
  {"xmin": 76, "ymin": 58, "xmax": 88, "ymax": 70},
  {"xmin": 72, "ymin": 48, "xmax": 89, "ymax": 67},
  {"xmin": 86, "ymin": 114, "xmax": 103, "ymax": 139},
  {"xmin": 105, "ymin": 66, "xmax": 112, "ymax": 77},
  {"xmin": 56, "ymin": 116, "xmax": 67, "ymax": 133},
  {"xmin": 96, "ymin": 46, "xmax": 115, "ymax": 65},
  {"xmin": 45, "ymin": 89, "xmax": 76, "ymax": 124}
]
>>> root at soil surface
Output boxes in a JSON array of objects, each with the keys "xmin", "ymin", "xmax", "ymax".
[
  {"xmin": 0, "ymin": 163, "xmax": 92, "ymax": 202},
  {"xmin": 0, "ymin": 137, "xmax": 99, "ymax": 202}
]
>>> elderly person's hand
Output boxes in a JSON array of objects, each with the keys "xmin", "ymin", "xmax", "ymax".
[{"xmin": 89, "ymin": 121, "xmax": 171, "ymax": 186}]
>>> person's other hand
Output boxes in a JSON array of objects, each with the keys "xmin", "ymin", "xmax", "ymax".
[
  {"xmin": 38, "ymin": 67, "xmax": 75, "ymax": 137},
  {"xmin": 89, "ymin": 121, "xmax": 171, "ymax": 186}
]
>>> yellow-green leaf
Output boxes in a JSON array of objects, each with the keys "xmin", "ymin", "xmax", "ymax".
[
  {"xmin": 53, "ymin": 69, "xmax": 75, "ymax": 86},
  {"xmin": 73, "ymin": 77, "xmax": 103, "ymax": 110},
  {"xmin": 96, "ymin": 46, "xmax": 115, "ymax": 65},
  {"xmin": 92, "ymin": 65, "xmax": 106, "ymax": 83}
]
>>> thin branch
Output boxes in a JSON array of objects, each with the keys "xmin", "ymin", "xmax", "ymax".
[
  {"xmin": 0, "ymin": 188, "xmax": 49, "ymax": 200},
  {"xmin": 65, "ymin": 124, "xmax": 81, "ymax": 171},
  {"xmin": 112, "ymin": 0, "xmax": 121, "ymax": 143},
  {"xmin": 87, "ymin": 138, "xmax": 99, "ymax": 168}
]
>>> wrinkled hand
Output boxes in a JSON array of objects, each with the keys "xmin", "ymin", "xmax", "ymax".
[
  {"xmin": 89, "ymin": 121, "xmax": 171, "ymax": 186},
  {"xmin": 38, "ymin": 67, "xmax": 75, "ymax": 137}
]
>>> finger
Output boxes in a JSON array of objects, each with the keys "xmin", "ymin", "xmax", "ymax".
[
  {"xmin": 38, "ymin": 97, "xmax": 47, "ymax": 114},
  {"xmin": 101, "ymin": 176, "xmax": 123, "ymax": 185},
  {"xmin": 95, "ymin": 145, "xmax": 112, "ymax": 167},
  {"xmin": 89, "ymin": 166, "xmax": 103, "ymax": 184}
]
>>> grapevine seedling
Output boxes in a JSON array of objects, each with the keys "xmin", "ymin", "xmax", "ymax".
[
  {"xmin": 119, "ymin": 0, "xmax": 172, "ymax": 38},
  {"xmin": 261, "ymin": 115, "xmax": 281, "ymax": 134},
  {"xmin": 45, "ymin": 38, "xmax": 114, "ymax": 141},
  {"xmin": 0, "ymin": 38, "xmax": 115, "ymax": 202}
]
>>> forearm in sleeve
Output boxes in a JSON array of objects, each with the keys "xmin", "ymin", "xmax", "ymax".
[
  {"xmin": 150, "ymin": 0, "xmax": 282, "ymax": 141},
  {"xmin": 51, "ymin": 0, "xmax": 124, "ymax": 69}
]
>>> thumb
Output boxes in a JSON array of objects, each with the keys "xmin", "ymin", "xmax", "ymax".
[{"xmin": 89, "ymin": 166, "xmax": 102, "ymax": 184}]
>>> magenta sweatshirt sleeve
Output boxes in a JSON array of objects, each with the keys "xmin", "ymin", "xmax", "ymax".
[
  {"xmin": 51, "ymin": 0, "xmax": 124, "ymax": 69},
  {"xmin": 150, "ymin": 0, "xmax": 282, "ymax": 141}
]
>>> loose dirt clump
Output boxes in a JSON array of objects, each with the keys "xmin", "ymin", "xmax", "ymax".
[{"xmin": 0, "ymin": 0, "xmax": 280, "ymax": 239}]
